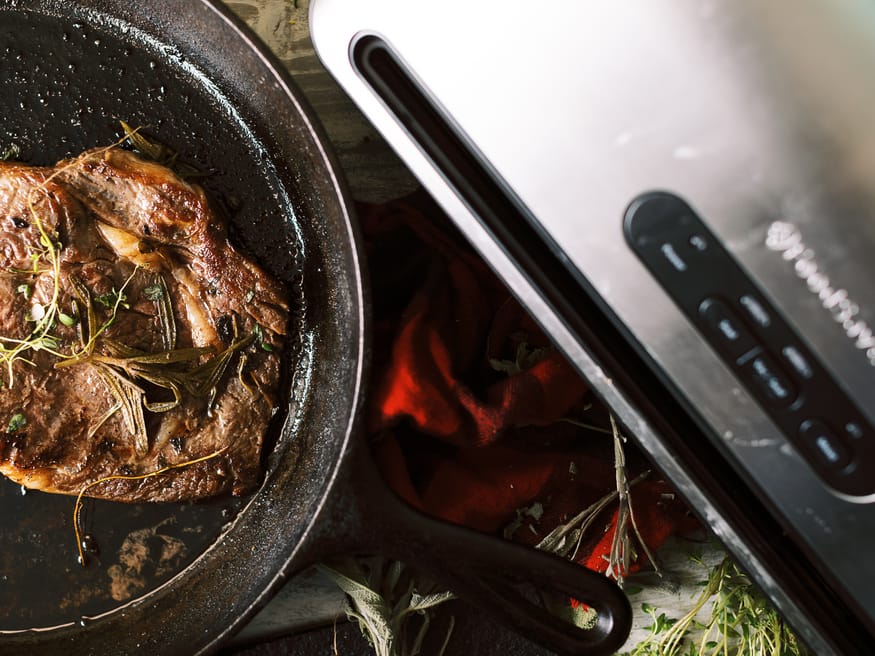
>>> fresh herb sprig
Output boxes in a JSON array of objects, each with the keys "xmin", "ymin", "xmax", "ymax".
[
  {"xmin": 622, "ymin": 553, "xmax": 808, "ymax": 656},
  {"xmin": 0, "ymin": 143, "xmax": 136, "ymax": 387},
  {"xmin": 319, "ymin": 558, "xmax": 457, "ymax": 656},
  {"xmin": 58, "ymin": 274, "xmax": 256, "ymax": 454},
  {"xmin": 0, "ymin": 187, "xmax": 68, "ymax": 385}
]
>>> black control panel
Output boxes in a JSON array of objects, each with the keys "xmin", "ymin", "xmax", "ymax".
[{"xmin": 624, "ymin": 191, "xmax": 875, "ymax": 497}]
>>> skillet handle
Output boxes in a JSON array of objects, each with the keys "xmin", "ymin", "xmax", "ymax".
[
  {"xmin": 312, "ymin": 441, "xmax": 632, "ymax": 654},
  {"xmin": 390, "ymin": 501, "xmax": 632, "ymax": 656}
]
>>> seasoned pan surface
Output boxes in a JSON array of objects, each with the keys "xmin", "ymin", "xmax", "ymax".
[{"xmin": 0, "ymin": 1, "xmax": 363, "ymax": 652}]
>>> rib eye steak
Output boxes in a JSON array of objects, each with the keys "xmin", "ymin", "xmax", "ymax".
[{"xmin": 0, "ymin": 146, "xmax": 288, "ymax": 502}]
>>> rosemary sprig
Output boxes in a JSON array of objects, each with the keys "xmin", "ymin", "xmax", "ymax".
[
  {"xmin": 530, "ymin": 469, "xmax": 650, "ymax": 562},
  {"xmin": 148, "ymin": 275, "xmax": 176, "ymax": 350},
  {"xmin": 62, "ymin": 333, "xmax": 254, "ymax": 454},
  {"xmin": 119, "ymin": 121, "xmax": 202, "ymax": 178}
]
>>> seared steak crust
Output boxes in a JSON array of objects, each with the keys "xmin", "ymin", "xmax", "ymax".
[{"xmin": 0, "ymin": 148, "xmax": 287, "ymax": 502}]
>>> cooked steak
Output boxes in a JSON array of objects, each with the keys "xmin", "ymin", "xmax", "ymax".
[{"xmin": 0, "ymin": 147, "xmax": 287, "ymax": 502}]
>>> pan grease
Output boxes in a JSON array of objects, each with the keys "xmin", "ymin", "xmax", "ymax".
[{"xmin": 766, "ymin": 221, "xmax": 875, "ymax": 367}]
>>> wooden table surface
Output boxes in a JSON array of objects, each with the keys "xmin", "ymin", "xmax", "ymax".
[{"xmin": 224, "ymin": 0, "xmax": 418, "ymax": 204}]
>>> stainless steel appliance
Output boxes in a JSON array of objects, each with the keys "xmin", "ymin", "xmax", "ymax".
[{"xmin": 309, "ymin": 1, "xmax": 875, "ymax": 653}]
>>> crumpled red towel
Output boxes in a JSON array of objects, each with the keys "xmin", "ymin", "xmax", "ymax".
[{"xmin": 360, "ymin": 192, "xmax": 694, "ymax": 576}]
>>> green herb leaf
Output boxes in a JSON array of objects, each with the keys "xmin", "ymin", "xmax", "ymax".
[
  {"xmin": 7, "ymin": 413, "xmax": 26, "ymax": 432},
  {"xmin": 1, "ymin": 144, "xmax": 20, "ymax": 161},
  {"xmin": 16, "ymin": 284, "xmax": 31, "ymax": 300},
  {"xmin": 58, "ymin": 313, "xmax": 78, "ymax": 327},
  {"xmin": 95, "ymin": 289, "xmax": 129, "ymax": 310},
  {"xmin": 490, "ymin": 341, "xmax": 551, "ymax": 376},
  {"xmin": 244, "ymin": 289, "xmax": 255, "ymax": 303},
  {"xmin": 251, "ymin": 323, "xmax": 275, "ymax": 353},
  {"xmin": 33, "ymin": 334, "xmax": 60, "ymax": 351}
]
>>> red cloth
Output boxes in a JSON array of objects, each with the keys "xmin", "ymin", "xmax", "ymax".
[{"xmin": 360, "ymin": 194, "xmax": 695, "ymax": 577}]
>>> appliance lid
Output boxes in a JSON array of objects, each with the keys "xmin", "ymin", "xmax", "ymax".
[{"xmin": 310, "ymin": 1, "xmax": 875, "ymax": 654}]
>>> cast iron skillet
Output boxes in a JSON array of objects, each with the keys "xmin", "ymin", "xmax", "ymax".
[{"xmin": 0, "ymin": 2, "xmax": 631, "ymax": 654}]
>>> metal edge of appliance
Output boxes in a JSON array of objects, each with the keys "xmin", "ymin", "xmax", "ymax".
[{"xmin": 309, "ymin": 1, "xmax": 875, "ymax": 654}]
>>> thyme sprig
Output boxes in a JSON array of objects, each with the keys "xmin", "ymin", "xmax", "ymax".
[
  {"xmin": 73, "ymin": 445, "xmax": 228, "ymax": 566},
  {"xmin": 0, "ymin": 185, "xmax": 69, "ymax": 385},
  {"xmin": 1, "ymin": 143, "xmax": 20, "ymax": 161},
  {"xmin": 622, "ymin": 552, "xmax": 808, "ymax": 656},
  {"xmin": 0, "ymin": 138, "xmax": 133, "ymax": 387}
]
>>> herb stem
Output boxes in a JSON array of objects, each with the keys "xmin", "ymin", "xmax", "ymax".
[{"xmin": 73, "ymin": 446, "xmax": 228, "ymax": 567}]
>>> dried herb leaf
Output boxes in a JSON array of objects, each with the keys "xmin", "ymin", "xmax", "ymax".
[
  {"xmin": 119, "ymin": 121, "xmax": 202, "ymax": 178},
  {"xmin": 605, "ymin": 415, "xmax": 658, "ymax": 585},
  {"xmin": 120, "ymin": 120, "xmax": 171, "ymax": 162}
]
